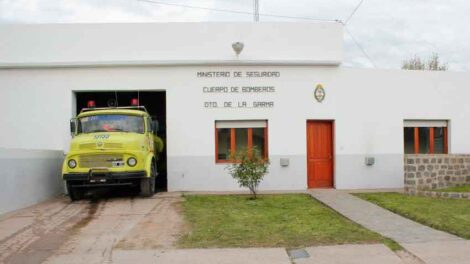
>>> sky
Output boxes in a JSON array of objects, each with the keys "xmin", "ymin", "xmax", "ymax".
[{"xmin": 0, "ymin": 0, "xmax": 469, "ymax": 71}]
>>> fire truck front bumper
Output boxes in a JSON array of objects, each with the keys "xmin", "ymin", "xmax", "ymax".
[{"xmin": 63, "ymin": 170, "xmax": 147, "ymax": 188}]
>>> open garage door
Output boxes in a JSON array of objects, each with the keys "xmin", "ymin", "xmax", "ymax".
[{"xmin": 74, "ymin": 91, "xmax": 167, "ymax": 191}]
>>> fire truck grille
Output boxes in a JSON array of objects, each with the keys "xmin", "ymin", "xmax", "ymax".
[
  {"xmin": 79, "ymin": 154, "xmax": 124, "ymax": 168},
  {"xmin": 79, "ymin": 143, "xmax": 123, "ymax": 150},
  {"xmin": 104, "ymin": 143, "xmax": 123, "ymax": 149},
  {"xmin": 79, "ymin": 143, "xmax": 95, "ymax": 150}
]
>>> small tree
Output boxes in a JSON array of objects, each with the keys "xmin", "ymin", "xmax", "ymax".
[
  {"xmin": 402, "ymin": 53, "xmax": 448, "ymax": 71},
  {"xmin": 226, "ymin": 147, "xmax": 269, "ymax": 199}
]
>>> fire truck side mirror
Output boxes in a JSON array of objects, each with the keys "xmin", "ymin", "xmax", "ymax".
[
  {"xmin": 152, "ymin": 120, "xmax": 159, "ymax": 134},
  {"xmin": 70, "ymin": 118, "xmax": 77, "ymax": 137}
]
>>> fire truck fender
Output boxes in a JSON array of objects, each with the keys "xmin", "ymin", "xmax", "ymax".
[{"xmin": 144, "ymin": 154, "xmax": 156, "ymax": 178}]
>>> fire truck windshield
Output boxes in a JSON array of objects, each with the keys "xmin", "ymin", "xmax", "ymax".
[{"xmin": 78, "ymin": 114, "xmax": 144, "ymax": 134}]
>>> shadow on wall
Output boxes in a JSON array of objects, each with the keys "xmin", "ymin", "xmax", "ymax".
[{"xmin": 0, "ymin": 148, "xmax": 64, "ymax": 215}]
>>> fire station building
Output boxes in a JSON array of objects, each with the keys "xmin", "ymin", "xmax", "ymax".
[{"xmin": 1, "ymin": 22, "xmax": 469, "ymax": 213}]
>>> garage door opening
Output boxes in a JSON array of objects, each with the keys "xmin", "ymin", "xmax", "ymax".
[{"xmin": 74, "ymin": 91, "xmax": 167, "ymax": 191}]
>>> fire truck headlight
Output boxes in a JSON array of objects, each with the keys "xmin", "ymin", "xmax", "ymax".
[
  {"xmin": 68, "ymin": 159, "xmax": 77, "ymax": 169},
  {"xmin": 127, "ymin": 157, "xmax": 137, "ymax": 167}
]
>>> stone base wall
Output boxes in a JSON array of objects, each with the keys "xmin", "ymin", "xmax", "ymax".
[{"xmin": 404, "ymin": 154, "xmax": 470, "ymax": 193}]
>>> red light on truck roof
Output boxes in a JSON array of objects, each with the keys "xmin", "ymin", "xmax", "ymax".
[
  {"xmin": 131, "ymin": 98, "xmax": 139, "ymax": 106},
  {"xmin": 87, "ymin": 100, "xmax": 96, "ymax": 108}
]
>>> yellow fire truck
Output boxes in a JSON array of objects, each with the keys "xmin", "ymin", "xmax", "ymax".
[{"xmin": 62, "ymin": 101, "xmax": 164, "ymax": 201}]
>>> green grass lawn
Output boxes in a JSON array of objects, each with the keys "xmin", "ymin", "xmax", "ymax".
[
  {"xmin": 435, "ymin": 185, "xmax": 470, "ymax": 193},
  {"xmin": 179, "ymin": 194, "xmax": 399, "ymax": 249},
  {"xmin": 355, "ymin": 192, "xmax": 470, "ymax": 239}
]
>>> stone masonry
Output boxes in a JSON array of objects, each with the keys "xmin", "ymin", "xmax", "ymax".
[{"xmin": 404, "ymin": 154, "xmax": 470, "ymax": 199}]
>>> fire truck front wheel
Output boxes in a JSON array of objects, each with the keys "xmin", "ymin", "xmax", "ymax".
[
  {"xmin": 140, "ymin": 162, "xmax": 156, "ymax": 197},
  {"xmin": 66, "ymin": 182, "xmax": 85, "ymax": 201}
]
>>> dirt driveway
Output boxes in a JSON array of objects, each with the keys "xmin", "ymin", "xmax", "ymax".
[{"xmin": 0, "ymin": 192, "xmax": 184, "ymax": 264}]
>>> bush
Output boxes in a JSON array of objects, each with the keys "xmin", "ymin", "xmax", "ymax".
[{"xmin": 226, "ymin": 147, "xmax": 269, "ymax": 199}]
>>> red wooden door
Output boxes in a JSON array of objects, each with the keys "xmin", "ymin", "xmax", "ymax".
[{"xmin": 307, "ymin": 121, "xmax": 334, "ymax": 188}]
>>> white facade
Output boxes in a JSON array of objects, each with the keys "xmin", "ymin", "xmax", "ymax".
[{"xmin": 0, "ymin": 22, "xmax": 469, "ymax": 197}]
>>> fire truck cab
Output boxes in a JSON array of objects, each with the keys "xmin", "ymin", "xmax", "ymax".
[{"xmin": 63, "ymin": 100, "xmax": 164, "ymax": 201}]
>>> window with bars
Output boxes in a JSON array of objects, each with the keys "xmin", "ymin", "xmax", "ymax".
[
  {"xmin": 404, "ymin": 120, "xmax": 448, "ymax": 154},
  {"xmin": 215, "ymin": 120, "xmax": 268, "ymax": 163}
]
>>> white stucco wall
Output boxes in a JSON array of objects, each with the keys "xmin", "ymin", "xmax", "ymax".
[
  {"xmin": 0, "ymin": 66, "xmax": 469, "ymax": 191},
  {"xmin": 0, "ymin": 149, "xmax": 63, "ymax": 215},
  {"xmin": 0, "ymin": 22, "xmax": 343, "ymax": 67}
]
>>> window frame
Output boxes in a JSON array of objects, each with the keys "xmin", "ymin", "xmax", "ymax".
[
  {"xmin": 405, "ymin": 126, "xmax": 448, "ymax": 154},
  {"xmin": 215, "ymin": 121, "xmax": 269, "ymax": 163}
]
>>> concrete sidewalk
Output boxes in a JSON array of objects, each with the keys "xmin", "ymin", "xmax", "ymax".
[
  {"xmin": 310, "ymin": 189, "xmax": 470, "ymax": 264},
  {"xmin": 113, "ymin": 248, "xmax": 290, "ymax": 264},
  {"xmin": 111, "ymin": 244, "xmax": 405, "ymax": 264}
]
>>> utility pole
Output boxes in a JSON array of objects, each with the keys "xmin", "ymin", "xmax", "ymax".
[{"xmin": 253, "ymin": 0, "xmax": 259, "ymax": 22}]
